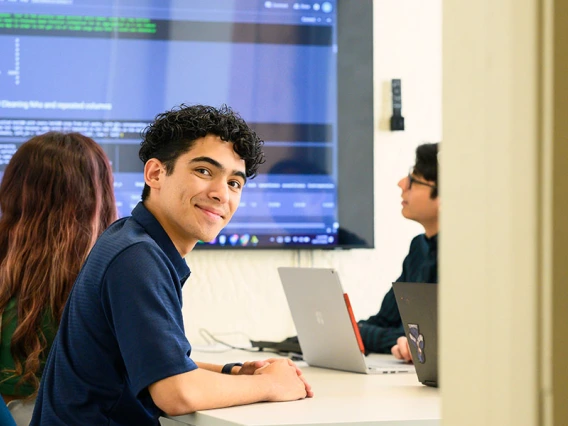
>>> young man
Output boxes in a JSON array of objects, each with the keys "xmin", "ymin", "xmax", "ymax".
[
  {"xmin": 31, "ymin": 105, "xmax": 312, "ymax": 425},
  {"xmin": 357, "ymin": 143, "xmax": 439, "ymax": 361}
]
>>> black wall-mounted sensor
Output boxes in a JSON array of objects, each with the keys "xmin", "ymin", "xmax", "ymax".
[{"xmin": 390, "ymin": 79, "xmax": 405, "ymax": 131}]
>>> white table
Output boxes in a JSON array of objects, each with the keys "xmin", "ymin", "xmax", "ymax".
[{"xmin": 160, "ymin": 350, "xmax": 440, "ymax": 426}]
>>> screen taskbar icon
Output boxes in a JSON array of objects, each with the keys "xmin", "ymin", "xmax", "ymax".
[
  {"xmin": 196, "ymin": 234, "xmax": 259, "ymax": 247},
  {"xmin": 196, "ymin": 233, "xmax": 336, "ymax": 248}
]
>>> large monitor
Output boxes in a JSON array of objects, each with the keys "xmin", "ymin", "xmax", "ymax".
[{"xmin": 0, "ymin": 0, "xmax": 374, "ymax": 249}]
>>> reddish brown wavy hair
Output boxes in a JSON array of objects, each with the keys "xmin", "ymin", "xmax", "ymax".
[{"xmin": 0, "ymin": 132, "xmax": 117, "ymax": 394}]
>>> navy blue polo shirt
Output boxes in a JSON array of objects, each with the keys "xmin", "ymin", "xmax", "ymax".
[{"xmin": 31, "ymin": 203, "xmax": 198, "ymax": 425}]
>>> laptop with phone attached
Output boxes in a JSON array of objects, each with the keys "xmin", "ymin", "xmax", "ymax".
[
  {"xmin": 392, "ymin": 282, "xmax": 438, "ymax": 387},
  {"xmin": 277, "ymin": 267, "xmax": 415, "ymax": 375}
]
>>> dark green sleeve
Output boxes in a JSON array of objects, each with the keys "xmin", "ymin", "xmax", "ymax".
[
  {"xmin": 357, "ymin": 287, "xmax": 405, "ymax": 353},
  {"xmin": 356, "ymin": 237, "xmax": 419, "ymax": 353},
  {"xmin": 0, "ymin": 301, "xmax": 58, "ymax": 396}
]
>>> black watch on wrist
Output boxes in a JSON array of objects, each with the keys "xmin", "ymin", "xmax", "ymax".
[{"xmin": 221, "ymin": 362, "xmax": 243, "ymax": 374}]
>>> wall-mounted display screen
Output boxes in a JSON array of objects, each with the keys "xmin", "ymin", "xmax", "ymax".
[{"xmin": 0, "ymin": 0, "xmax": 374, "ymax": 249}]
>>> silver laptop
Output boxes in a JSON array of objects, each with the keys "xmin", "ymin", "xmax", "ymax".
[{"xmin": 278, "ymin": 267, "xmax": 415, "ymax": 374}]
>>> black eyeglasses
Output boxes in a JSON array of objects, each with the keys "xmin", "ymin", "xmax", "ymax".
[{"xmin": 407, "ymin": 170, "xmax": 437, "ymax": 190}]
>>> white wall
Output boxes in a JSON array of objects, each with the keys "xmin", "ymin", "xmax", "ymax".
[{"xmin": 182, "ymin": 0, "xmax": 442, "ymax": 346}]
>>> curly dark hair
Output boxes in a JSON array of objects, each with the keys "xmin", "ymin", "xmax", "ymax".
[
  {"xmin": 139, "ymin": 104, "xmax": 265, "ymax": 200},
  {"xmin": 413, "ymin": 142, "xmax": 439, "ymax": 199}
]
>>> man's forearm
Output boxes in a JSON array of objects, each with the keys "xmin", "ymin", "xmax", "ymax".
[
  {"xmin": 150, "ymin": 359, "xmax": 309, "ymax": 416},
  {"xmin": 358, "ymin": 323, "xmax": 405, "ymax": 353},
  {"xmin": 150, "ymin": 368, "xmax": 273, "ymax": 415}
]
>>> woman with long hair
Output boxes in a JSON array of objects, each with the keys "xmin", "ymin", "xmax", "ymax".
[{"xmin": 0, "ymin": 132, "xmax": 117, "ymax": 424}]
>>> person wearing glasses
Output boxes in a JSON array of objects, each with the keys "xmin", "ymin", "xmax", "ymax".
[{"xmin": 357, "ymin": 143, "xmax": 439, "ymax": 361}]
